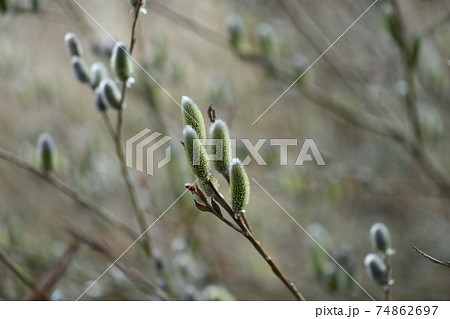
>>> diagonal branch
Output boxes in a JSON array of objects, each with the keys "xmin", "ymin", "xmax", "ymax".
[
  {"xmin": 201, "ymin": 179, "xmax": 306, "ymax": 301},
  {"xmin": 27, "ymin": 242, "xmax": 80, "ymax": 300},
  {"xmin": 0, "ymin": 247, "xmax": 36, "ymax": 291},
  {"xmin": 67, "ymin": 227, "xmax": 169, "ymax": 300},
  {"xmin": 413, "ymin": 246, "xmax": 450, "ymax": 268},
  {"xmin": 0, "ymin": 147, "xmax": 138, "ymax": 240}
]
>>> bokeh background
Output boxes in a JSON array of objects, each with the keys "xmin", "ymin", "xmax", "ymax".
[{"xmin": 0, "ymin": 0, "xmax": 449, "ymax": 300}]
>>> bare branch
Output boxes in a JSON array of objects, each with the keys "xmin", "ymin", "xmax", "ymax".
[
  {"xmin": 0, "ymin": 147, "xmax": 138, "ymax": 240},
  {"xmin": 413, "ymin": 246, "xmax": 450, "ymax": 268},
  {"xmin": 27, "ymin": 242, "xmax": 80, "ymax": 300}
]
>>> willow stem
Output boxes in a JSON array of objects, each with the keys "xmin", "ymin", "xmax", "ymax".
[
  {"xmin": 205, "ymin": 179, "xmax": 306, "ymax": 301},
  {"xmin": 109, "ymin": 0, "xmax": 152, "ymax": 256},
  {"xmin": 384, "ymin": 253, "xmax": 392, "ymax": 301}
]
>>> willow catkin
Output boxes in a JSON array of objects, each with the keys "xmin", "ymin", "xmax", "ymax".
[
  {"xmin": 181, "ymin": 96, "xmax": 206, "ymax": 140},
  {"xmin": 183, "ymin": 125, "xmax": 211, "ymax": 181},
  {"xmin": 37, "ymin": 133, "xmax": 56, "ymax": 173},
  {"xmin": 364, "ymin": 253, "xmax": 388, "ymax": 286},
  {"xmin": 111, "ymin": 42, "xmax": 134, "ymax": 82},
  {"xmin": 64, "ymin": 32, "xmax": 83, "ymax": 57},
  {"xmin": 226, "ymin": 14, "xmax": 243, "ymax": 50},
  {"xmin": 210, "ymin": 119, "xmax": 231, "ymax": 175},
  {"xmin": 256, "ymin": 22, "xmax": 275, "ymax": 56},
  {"xmin": 99, "ymin": 78, "xmax": 122, "ymax": 110},
  {"xmin": 229, "ymin": 158, "xmax": 250, "ymax": 212},
  {"xmin": 90, "ymin": 62, "xmax": 108, "ymax": 89},
  {"xmin": 370, "ymin": 223, "xmax": 390, "ymax": 253},
  {"xmin": 71, "ymin": 56, "xmax": 91, "ymax": 84}
]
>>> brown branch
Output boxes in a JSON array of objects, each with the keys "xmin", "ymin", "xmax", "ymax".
[
  {"xmin": 413, "ymin": 246, "xmax": 450, "ymax": 268},
  {"xmin": 110, "ymin": 0, "xmax": 151, "ymax": 256},
  {"xmin": 67, "ymin": 228, "xmax": 169, "ymax": 300},
  {"xmin": 390, "ymin": 0, "xmax": 423, "ymax": 145},
  {"xmin": 0, "ymin": 247, "xmax": 36, "ymax": 291},
  {"xmin": 383, "ymin": 254, "xmax": 392, "ymax": 301},
  {"xmin": 203, "ymin": 179, "xmax": 306, "ymax": 301},
  {"xmin": 27, "ymin": 242, "xmax": 80, "ymax": 300},
  {"xmin": 129, "ymin": 0, "xmax": 143, "ymax": 55},
  {"xmin": 185, "ymin": 183, "xmax": 243, "ymax": 234},
  {"xmin": 0, "ymin": 147, "xmax": 138, "ymax": 240}
]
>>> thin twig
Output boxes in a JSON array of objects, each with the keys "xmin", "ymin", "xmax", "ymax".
[
  {"xmin": 0, "ymin": 247, "xmax": 36, "ymax": 291},
  {"xmin": 413, "ymin": 246, "xmax": 450, "ymax": 268},
  {"xmin": 384, "ymin": 254, "xmax": 392, "ymax": 301},
  {"xmin": 0, "ymin": 147, "xmax": 138, "ymax": 240},
  {"xmin": 203, "ymin": 179, "xmax": 306, "ymax": 301},
  {"xmin": 111, "ymin": 0, "xmax": 151, "ymax": 256},
  {"xmin": 27, "ymin": 242, "xmax": 80, "ymax": 301},
  {"xmin": 390, "ymin": 0, "xmax": 423, "ymax": 145},
  {"xmin": 67, "ymin": 227, "xmax": 169, "ymax": 300},
  {"xmin": 102, "ymin": 113, "xmax": 116, "ymax": 140}
]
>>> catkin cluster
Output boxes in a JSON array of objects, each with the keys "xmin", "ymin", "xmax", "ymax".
[
  {"xmin": 364, "ymin": 223, "xmax": 393, "ymax": 289},
  {"xmin": 181, "ymin": 97, "xmax": 250, "ymax": 212},
  {"xmin": 64, "ymin": 32, "xmax": 135, "ymax": 112}
]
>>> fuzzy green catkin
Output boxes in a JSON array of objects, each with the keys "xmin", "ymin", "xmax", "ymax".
[
  {"xmin": 31, "ymin": 0, "xmax": 41, "ymax": 11},
  {"xmin": 111, "ymin": 42, "xmax": 133, "ymax": 82},
  {"xmin": 0, "ymin": 0, "xmax": 13, "ymax": 13},
  {"xmin": 64, "ymin": 32, "xmax": 83, "ymax": 57},
  {"xmin": 90, "ymin": 62, "xmax": 108, "ymax": 89},
  {"xmin": 323, "ymin": 263, "xmax": 340, "ymax": 292},
  {"xmin": 183, "ymin": 125, "xmax": 211, "ymax": 181},
  {"xmin": 71, "ymin": 56, "xmax": 91, "ymax": 84},
  {"xmin": 370, "ymin": 223, "xmax": 390, "ymax": 253},
  {"xmin": 364, "ymin": 253, "xmax": 388, "ymax": 286},
  {"xmin": 37, "ymin": 133, "xmax": 56, "ymax": 173},
  {"xmin": 306, "ymin": 223, "xmax": 332, "ymax": 278},
  {"xmin": 256, "ymin": 22, "xmax": 275, "ymax": 56},
  {"xmin": 129, "ymin": 0, "xmax": 147, "ymax": 12},
  {"xmin": 182, "ymin": 96, "xmax": 206, "ymax": 140},
  {"xmin": 210, "ymin": 119, "xmax": 231, "ymax": 174},
  {"xmin": 385, "ymin": 11, "xmax": 403, "ymax": 47},
  {"xmin": 229, "ymin": 158, "xmax": 250, "ymax": 212},
  {"xmin": 226, "ymin": 14, "xmax": 243, "ymax": 50},
  {"xmin": 99, "ymin": 78, "xmax": 122, "ymax": 109},
  {"xmin": 129, "ymin": 0, "xmax": 146, "ymax": 7}
]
